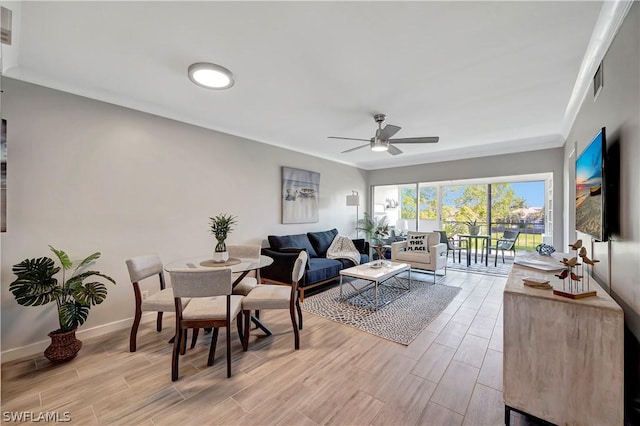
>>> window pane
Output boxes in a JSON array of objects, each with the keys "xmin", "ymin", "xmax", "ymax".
[
  {"xmin": 441, "ymin": 184, "xmax": 488, "ymax": 235},
  {"xmin": 490, "ymin": 181, "xmax": 545, "ymax": 250},
  {"xmin": 417, "ymin": 184, "xmax": 438, "ymax": 231},
  {"xmin": 399, "ymin": 184, "xmax": 417, "ymax": 232}
]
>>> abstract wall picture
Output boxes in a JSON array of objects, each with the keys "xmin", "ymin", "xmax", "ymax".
[{"xmin": 282, "ymin": 166, "xmax": 320, "ymax": 224}]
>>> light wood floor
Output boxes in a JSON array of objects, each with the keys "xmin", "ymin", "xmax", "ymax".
[{"xmin": 1, "ymin": 269, "xmax": 534, "ymax": 425}]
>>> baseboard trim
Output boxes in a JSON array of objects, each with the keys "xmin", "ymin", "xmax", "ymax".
[{"xmin": 1, "ymin": 312, "xmax": 160, "ymax": 364}]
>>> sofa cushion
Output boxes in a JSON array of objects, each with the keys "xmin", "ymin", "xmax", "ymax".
[
  {"xmin": 268, "ymin": 234, "xmax": 318, "ymax": 258},
  {"xmin": 304, "ymin": 257, "xmax": 342, "ymax": 286},
  {"xmin": 307, "ymin": 228, "xmax": 339, "ymax": 257},
  {"xmin": 352, "ymin": 238, "xmax": 367, "ymax": 253},
  {"xmin": 395, "ymin": 251, "xmax": 432, "ymax": 264},
  {"xmin": 336, "ymin": 253, "xmax": 369, "ymax": 269},
  {"xmin": 406, "ymin": 232, "xmax": 430, "ymax": 253}
]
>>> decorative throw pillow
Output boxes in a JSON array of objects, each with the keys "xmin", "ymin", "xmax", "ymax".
[{"xmin": 406, "ymin": 232, "xmax": 429, "ymax": 252}]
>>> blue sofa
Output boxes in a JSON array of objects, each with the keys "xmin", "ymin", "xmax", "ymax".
[{"xmin": 261, "ymin": 228, "xmax": 369, "ymax": 301}]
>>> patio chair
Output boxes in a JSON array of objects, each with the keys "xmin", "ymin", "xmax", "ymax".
[
  {"xmin": 434, "ymin": 230, "xmax": 467, "ymax": 263},
  {"xmin": 493, "ymin": 230, "xmax": 520, "ymax": 266}
]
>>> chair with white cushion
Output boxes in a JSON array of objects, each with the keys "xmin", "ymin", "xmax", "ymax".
[
  {"xmin": 169, "ymin": 268, "xmax": 244, "ymax": 380},
  {"xmin": 241, "ymin": 250, "xmax": 307, "ymax": 350},
  {"xmin": 228, "ymin": 244, "xmax": 262, "ymax": 296},
  {"xmin": 191, "ymin": 244, "xmax": 262, "ymax": 346},
  {"xmin": 391, "ymin": 231, "xmax": 448, "ymax": 283},
  {"xmin": 126, "ymin": 254, "xmax": 188, "ymax": 352}
]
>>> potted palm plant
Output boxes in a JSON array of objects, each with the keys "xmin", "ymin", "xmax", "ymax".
[
  {"xmin": 9, "ymin": 246, "xmax": 115, "ymax": 363},
  {"xmin": 357, "ymin": 213, "xmax": 390, "ymax": 263},
  {"xmin": 209, "ymin": 213, "xmax": 238, "ymax": 262}
]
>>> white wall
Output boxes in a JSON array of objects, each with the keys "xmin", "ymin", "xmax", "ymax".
[
  {"xmin": 0, "ymin": 78, "xmax": 367, "ymax": 360},
  {"xmin": 368, "ymin": 149, "xmax": 565, "ymax": 249},
  {"xmin": 563, "ymin": 2, "xmax": 640, "ymax": 339}
]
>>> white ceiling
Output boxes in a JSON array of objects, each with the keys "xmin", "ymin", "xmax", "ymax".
[{"xmin": 1, "ymin": 1, "xmax": 620, "ymax": 170}]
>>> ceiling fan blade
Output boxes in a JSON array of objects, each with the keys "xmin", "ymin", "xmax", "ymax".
[
  {"xmin": 389, "ymin": 136, "xmax": 439, "ymax": 144},
  {"xmin": 378, "ymin": 124, "xmax": 401, "ymax": 140},
  {"xmin": 328, "ymin": 136, "xmax": 370, "ymax": 142},
  {"xmin": 341, "ymin": 143, "xmax": 370, "ymax": 154},
  {"xmin": 387, "ymin": 144, "xmax": 403, "ymax": 155}
]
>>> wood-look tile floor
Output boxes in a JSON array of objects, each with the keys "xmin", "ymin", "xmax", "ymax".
[{"xmin": 1, "ymin": 269, "xmax": 535, "ymax": 425}]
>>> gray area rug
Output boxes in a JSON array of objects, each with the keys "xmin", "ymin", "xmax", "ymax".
[
  {"xmin": 301, "ymin": 275, "xmax": 461, "ymax": 345},
  {"xmin": 445, "ymin": 254, "xmax": 514, "ymax": 277}
]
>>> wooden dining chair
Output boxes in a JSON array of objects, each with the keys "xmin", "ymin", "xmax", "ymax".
[
  {"xmin": 126, "ymin": 254, "xmax": 189, "ymax": 352},
  {"xmin": 228, "ymin": 244, "xmax": 262, "ymax": 296},
  {"xmin": 169, "ymin": 268, "xmax": 244, "ymax": 380},
  {"xmin": 189, "ymin": 244, "xmax": 262, "ymax": 348},
  {"xmin": 241, "ymin": 250, "xmax": 307, "ymax": 350}
]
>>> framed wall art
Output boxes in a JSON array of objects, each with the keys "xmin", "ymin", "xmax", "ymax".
[
  {"xmin": 1, "ymin": 119, "xmax": 6, "ymax": 232},
  {"xmin": 282, "ymin": 166, "xmax": 319, "ymax": 224}
]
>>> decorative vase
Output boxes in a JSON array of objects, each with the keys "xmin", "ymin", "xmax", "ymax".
[
  {"xmin": 213, "ymin": 240, "xmax": 229, "ymax": 262},
  {"xmin": 468, "ymin": 225, "xmax": 480, "ymax": 235},
  {"xmin": 374, "ymin": 245, "xmax": 387, "ymax": 263},
  {"xmin": 44, "ymin": 329, "xmax": 82, "ymax": 364}
]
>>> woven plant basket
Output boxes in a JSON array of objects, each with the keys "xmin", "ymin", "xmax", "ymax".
[{"xmin": 44, "ymin": 329, "xmax": 82, "ymax": 363}]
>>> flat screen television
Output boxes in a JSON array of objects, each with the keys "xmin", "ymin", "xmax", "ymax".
[{"xmin": 575, "ymin": 127, "xmax": 606, "ymax": 241}]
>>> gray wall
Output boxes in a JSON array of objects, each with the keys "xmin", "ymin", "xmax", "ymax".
[
  {"xmin": 0, "ymin": 78, "xmax": 368, "ymax": 360},
  {"xmin": 563, "ymin": 2, "xmax": 640, "ymax": 338},
  {"xmin": 368, "ymin": 148, "xmax": 565, "ymax": 249}
]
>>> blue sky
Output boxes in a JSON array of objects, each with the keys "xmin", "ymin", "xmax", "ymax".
[
  {"xmin": 511, "ymin": 181, "xmax": 545, "ymax": 207},
  {"xmin": 440, "ymin": 181, "xmax": 545, "ymax": 208}
]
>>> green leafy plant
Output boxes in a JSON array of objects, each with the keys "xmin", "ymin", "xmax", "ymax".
[
  {"xmin": 209, "ymin": 213, "xmax": 238, "ymax": 252},
  {"xmin": 357, "ymin": 213, "xmax": 391, "ymax": 260},
  {"xmin": 356, "ymin": 212, "xmax": 390, "ymax": 245},
  {"xmin": 464, "ymin": 216, "xmax": 481, "ymax": 235},
  {"xmin": 9, "ymin": 246, "xmax": 116, "ymax": 333}
]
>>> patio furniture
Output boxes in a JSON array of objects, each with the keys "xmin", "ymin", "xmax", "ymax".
[
  {"xmin": 493, "ymin": 230, "xmax": 520, "ymax": 266},
  {"xmin": 434, "ymin": 230, "xmax": 467, "ymax": 263}
]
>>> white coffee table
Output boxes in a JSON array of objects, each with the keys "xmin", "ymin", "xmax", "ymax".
[{"xmin": 339, "ymin": 261, "xmax": 411, "ymax": 309}]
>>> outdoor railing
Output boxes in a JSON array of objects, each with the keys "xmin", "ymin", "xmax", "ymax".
[{"xmin": 441, "ymin": 220, "xmax": 544, "ymax": 251}]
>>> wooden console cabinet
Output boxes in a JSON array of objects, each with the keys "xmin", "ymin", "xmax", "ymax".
[{"xmin": 503, "ymin": 253, "xmax": 624, "ymax": 425}]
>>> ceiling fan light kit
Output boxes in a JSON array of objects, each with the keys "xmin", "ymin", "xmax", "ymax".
[
  {"xmin": 371, "ymin": 139, "xmax": 389, "ymax": 152},
  {"xmin": 329, "ymin": 113, "xmax": 439, "ymax": 156},
  {"xmin": 188, "ymin": 62, "xmax": 234, "ymax": 90}
]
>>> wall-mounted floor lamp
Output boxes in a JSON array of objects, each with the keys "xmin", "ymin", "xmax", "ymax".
[{"xmin": 346, "ymin": 190, "xmax": 360, "ymax": 237}]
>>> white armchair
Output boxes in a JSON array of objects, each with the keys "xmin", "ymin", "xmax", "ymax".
[{"xmin": 391, "ymin": 231, "xmax": 448, "ymax": 283}]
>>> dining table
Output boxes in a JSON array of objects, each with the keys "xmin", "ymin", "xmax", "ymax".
[
  {"xmin": 458, "ymin": 234, "xmax": 490, "ymax": 267},
  {"xmin": 165, "ymin": 254, "xmax": 274, "ymax": 335}
]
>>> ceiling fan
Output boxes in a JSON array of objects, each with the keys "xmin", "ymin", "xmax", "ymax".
[{"xmin": 328, "ymin": 113, "xmax": 439, "ymax": 155}]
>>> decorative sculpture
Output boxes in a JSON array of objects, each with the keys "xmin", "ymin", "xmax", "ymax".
[{"xmin": 552, "ymin": 240, "xmax": 597, "ymax": 299}]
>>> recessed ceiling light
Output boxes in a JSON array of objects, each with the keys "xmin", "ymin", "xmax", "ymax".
[{"xmin": 188, "ymin": 62, "xmax": 234, "ymax": 90}]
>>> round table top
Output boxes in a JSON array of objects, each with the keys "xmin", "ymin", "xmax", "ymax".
[{"xmin": 165, "ymin": 254, "xmax": 273, "ymax": 273}]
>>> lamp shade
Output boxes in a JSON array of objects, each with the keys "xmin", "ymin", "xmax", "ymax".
[{"xmin": 346, "ymin": 194, "xmax": 360, "ymax": 206}]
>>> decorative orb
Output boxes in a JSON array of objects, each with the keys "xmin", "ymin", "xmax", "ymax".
[{"xmin": 536, "ymin": 243, "xmax": 556, "ymax": 256}]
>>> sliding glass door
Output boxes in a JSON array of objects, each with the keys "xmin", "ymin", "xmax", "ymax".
[
  {"xmin": 372, "ymin": 174, "xmax": 550, "ymax": 251},
  {"xmin": 441, "ymin": 184, "xmax": 488, "ymax": 235}
]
